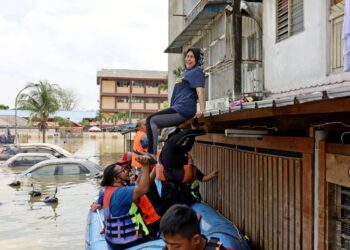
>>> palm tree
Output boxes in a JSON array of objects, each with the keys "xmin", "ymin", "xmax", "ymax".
[
  {"xmin": 95, "ymin": 111, "xmax": 107, "ymax": 128},
  {"xmin": 108, "ymin": 113, "xmax": 119, "ymax": 125},
  {"xmin": 117, "ymin": 111, "xmax": 128, "ymax": 123},
  {"xmin": 17, "ymin": 81, "xmax": 60, "ymax": 142}
]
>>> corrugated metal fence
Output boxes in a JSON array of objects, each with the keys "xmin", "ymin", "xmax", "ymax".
[{"xmin": 192, "ymin": 134, "xmax": 314, "ymax": 249}]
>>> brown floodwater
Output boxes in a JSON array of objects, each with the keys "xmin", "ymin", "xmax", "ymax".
[{"xmin": 0, "ymin": 137, "xmax": 125, "ymax": 250}]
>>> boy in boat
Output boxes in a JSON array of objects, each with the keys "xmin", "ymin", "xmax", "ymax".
[{"xmin": 160, "ymin": 204, "xmax": 229, "ymax": 250}]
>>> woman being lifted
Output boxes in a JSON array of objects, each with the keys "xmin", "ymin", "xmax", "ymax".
[{"xmin": 145, "ymin": 48, "xmax": 206, "ymax": 159}]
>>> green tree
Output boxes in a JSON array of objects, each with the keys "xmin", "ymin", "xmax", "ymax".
[
  {"xmin": 108, "ymin": 113, "xmax": 119, "ymax": 125},
  {"xmin": 0, "ymin": 104, "xmax": 9, "ymax": 110},
  {"xmin": 117, "ymin": 111, "xmax": 128, "ymax": 123},
  {"xmin": 172, "ymin": 66, "xmax": 183, "ymax": 78},
  {"xmin": 80, "ymin": 119, "xmax": 90, "ymax": 127},
  {"xmin": 160, "ymin": 100, "xmax": 169, "ymax": 110},
  {"xmin": 54, "ymin": 116, "xmax": 72, "ymax": 127},
  {"xmin": 17, "ymin": 81, "xmax": 60, "ymax": 142},
  {"xmin": 159, "ymin": 82, "xmax": 168, "ymax": 91},
  {"xmin": 95, "ymin": 111, "xmax": 107, "ymax": 128}
]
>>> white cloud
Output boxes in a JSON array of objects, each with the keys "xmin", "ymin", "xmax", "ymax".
[{"xmin": 0, "ymin": 0, "xmax": 168, "ymax": 110}]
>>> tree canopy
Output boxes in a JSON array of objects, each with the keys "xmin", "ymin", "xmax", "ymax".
[{"xmin": 17, "ymin": 81, "xmax": 60, "ymax": 142}]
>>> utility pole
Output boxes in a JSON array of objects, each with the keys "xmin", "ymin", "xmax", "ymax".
[
  {"xmin": 232, "ymin": 0, "xmax": 242, "ymax": 99},
  {"xmin": 129, "ymin": 81, "xmax": 133, "ymax": 123}
]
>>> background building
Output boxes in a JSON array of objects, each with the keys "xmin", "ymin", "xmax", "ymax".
[{"xmin": 97, "ymin": 69, "xmax": 168, "ymax": 124}]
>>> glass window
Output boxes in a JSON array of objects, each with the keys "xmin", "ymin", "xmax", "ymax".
[
  {"xmin": 31, "ymin": 165, "xmax": 57, "ymax": 176},
  {"xmin": 55, "ymin": 163, "xmax": 89, "ymax": 175},
  {"xmin": 117, "ymin": 97, "xmax": 129, "ymax": 103},
  {"xmin": 133, "ymin": 81, "xmax": 144, "ymax": 87},
  {"xmin": 146, "ymin": 82, "xmax": 158, "ymax": 88},
  {"xmin": 117, "ymin": 81, "xmax": 130, "ymax": 87}
]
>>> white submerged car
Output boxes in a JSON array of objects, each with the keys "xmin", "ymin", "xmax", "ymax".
[
  {"xmin": 0, "ymin": 143, "xmax": 73, "ymax": 161},
  {"xmin": 21, "ymin": 158, "xmax": 103, "ymax": 177},
  {"xmin": 2, "ymin": 153, "xmax": 56, "ymax": 168}
]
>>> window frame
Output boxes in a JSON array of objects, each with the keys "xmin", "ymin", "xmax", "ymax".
[{"xmin": 276, "ymin": 0, "xmax": 304, "ymax": 42}]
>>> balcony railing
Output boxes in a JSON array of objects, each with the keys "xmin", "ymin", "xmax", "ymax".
[
  {"xmin": 330, "ymin": 2, "xmax": 344, "ymax": 72},
  {"xmin": 145, "ymin": 88, "xmax": 159, "ymax": 94},
  {"xmin": 132, "ymin": 87, "xmax": 144, "ymax": 94},
  {"xmin": 131, "ymin": 103, "xmax": 144, "ymax": 109},
  {"xmin": 116, "ymin": 87, "xmax": 130, "ymax": 94},
  {"xmin": 145, "ymin": 103, "xmax": 159, "ymax": 110},
  {"xmin": 116, "ymin": 103, "xmax": 129, "ymax": 109}
]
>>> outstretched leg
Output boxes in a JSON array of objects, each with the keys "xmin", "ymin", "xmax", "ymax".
[{"xmin": 146, "ymin": 108, "xmax": 187, "ymax": 154}]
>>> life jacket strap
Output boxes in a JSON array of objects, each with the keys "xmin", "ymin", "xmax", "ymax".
[
  {"xmin": 107, "ymin": 223, "xmax": 136, "ymax": 231},
  {"xmin": 106, "ymin": 230, "xmax": 139, "ymax": 239},
  {"xmin": 106, "ymin": 214, "xmax": 134, "ymax": 222}
]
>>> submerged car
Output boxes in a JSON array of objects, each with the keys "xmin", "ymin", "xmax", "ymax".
[
  {"xmin": 21, "ymin": 158, "xmax": 103, "ymax": 177},
  {"xmin": 2, "ymin": 153, "xmax": 56, "ymax": 168},
  {"xmin": 107, "ymin": 123, "xmax": 137, "ymax": 133},
  {"xmin": 0, "ymin": 143, "xmax": 73, "ymax": 161}
]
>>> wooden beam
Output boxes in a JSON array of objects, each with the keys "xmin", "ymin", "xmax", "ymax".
[
  {"xmin": 318, "ymin": 140, "xmax": 327, "ymax": 250},
  {"xmin": 302, "ymin": 153, "xmax": 314, "ymax": 250},
  {"xmin": 326, "ymin": 143, "xmax": 350, "ymax": 155},
  {"xmin": 201, "ymin": 97, "xmax": 350, "ymax": 124},
  {"xmin": 196, "ymin": 133, "xmax": 314, "ymax": 153}
]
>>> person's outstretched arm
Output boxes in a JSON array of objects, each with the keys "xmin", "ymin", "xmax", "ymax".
[
  {"xmin": 133, "ymin": 156, "xmax": 150, "ymax": 201},
  {"xmin": 202, "ymin": 169, "xmax": 219, "ymax": 182},
  {"xmin": 196, "ymin": 87, "xmax": 205, "ymax": 118}
]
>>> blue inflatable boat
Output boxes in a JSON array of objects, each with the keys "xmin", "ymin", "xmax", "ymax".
[{"xmin": 85, "ymin": 202, "xmax": 250, "ymax": 250}]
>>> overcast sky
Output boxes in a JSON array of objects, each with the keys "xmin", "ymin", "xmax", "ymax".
[{"xmin": 0, "ymin": 0, "xmax": 168, "ymax": 111}]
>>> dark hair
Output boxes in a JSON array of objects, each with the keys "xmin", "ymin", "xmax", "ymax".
[
  {"xmin": 101, "ymin": 164, "xmax": 119, "ymax": 186},
  {"xmin": 160, "ymin": 204, "xmax": 200, "ymax": 240},
  {"xmin": 186, "ymin": 48, "xmax": 203, "ymax": 67}
]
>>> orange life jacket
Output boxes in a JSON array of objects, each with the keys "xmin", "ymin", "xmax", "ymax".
[
  {"xmin": 156, "ymin": 154, "xmax": 194, "ymax": 183},
  {"xmin": 131, "ymin": 130, "xmax": 147, "ymax": 168},
  {"xmin": 103, "ymin": 186, "xmax": 117, "ymax": 208},
  {"xmin": 134, "ymin": 194, "xmax": 160, "ymax": 225}
]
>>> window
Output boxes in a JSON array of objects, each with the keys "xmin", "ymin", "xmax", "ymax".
[
  {"xmin": 131, "ymin": 113, "xmax": 144, "ymax": 119},
  {"xmin": 117, "ymin": 81, "xmax": 130, "ymax": 87},
  {"xmin": 31, "ymin": 165, "xmax": 57, "ymax": 176},
  {"xmin": 131, "ymin": 97, "xmax": 144, "ymax": 103},
  {"xmin": 276, "ymin": 0, "xmax": 304, "ymax": 42},
  {"xmin": 146, "ymin": 82, "xmax": 158, "ymax": 88},
  {"xmin": 55, "ymin": 163, "xmax": 89, "ymax": 175},
  {"xmin": 117, "ymin": 97, "xmax": 129, "ymax": 103},
  {"xmin": 133, "ymin": 81, "xmax": 144, "ymax": 88}
]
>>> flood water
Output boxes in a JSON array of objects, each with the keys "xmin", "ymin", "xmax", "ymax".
[{"xmin": 0, "ymin": 137, "xmax": 125, "ymax": 250}]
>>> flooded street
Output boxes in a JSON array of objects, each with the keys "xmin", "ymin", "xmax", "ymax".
[{"xmin": 0, "ymin": 136, "xmax": 125, "ymax": 250}]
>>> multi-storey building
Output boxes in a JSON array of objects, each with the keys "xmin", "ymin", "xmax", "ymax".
[{"xmin": 97, "ymin": 69, "xmax": 168, "ymax": 124}]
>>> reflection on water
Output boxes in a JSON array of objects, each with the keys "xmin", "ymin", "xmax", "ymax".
[{"xmin": 0, "ymin": 137, "xmax": 125, "ymax": 250}]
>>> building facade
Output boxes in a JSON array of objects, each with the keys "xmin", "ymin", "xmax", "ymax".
[
  {"xmin": 97, "ymin": 69, "xmax": 168, "ymax": 124},
  {"xmin": 167, "ymin": 0, "xmax": 350, "ymax": 249}
]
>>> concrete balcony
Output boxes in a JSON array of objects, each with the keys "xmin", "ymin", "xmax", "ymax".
[
  {"xmin": 116, "ymin": 103, "xmax": 129, "ymax": 109},
  {"xmin": 116, "ymin": 87, "xmax": 130, "ymax": 94},
  {"xmin": 145, "ymin": 88, "xmax": 159, "ymax": 94},
  {"xmin": 145, "ymin": 103, "xmax": 159, "ymax": 110},
  {"xmin": 160, "ymin": 89, "xmax": 168, "ymax": 95},
  {"xmin": 132, "ymin": 87, "xmax": 145, "ymax": 94},
  {"xmin": 131, "ymin": 103, "xmax": 144, "ymax": 109}
]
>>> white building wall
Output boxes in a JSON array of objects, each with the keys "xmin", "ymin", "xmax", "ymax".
[
  {"xmin": 263, "ymin": 0, "xmax": 329, "ymax": 93},
  {"xmin": 168, "ymin": 0, "xmax": 185, "ymax": 100}
]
